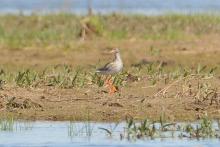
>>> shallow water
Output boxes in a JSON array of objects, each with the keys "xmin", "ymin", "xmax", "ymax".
[
  {"xmin": 0, "ymin": 0, "xmax": 220, "ymax": 15},
  {"xmin": 0, "ymin": 121, "xmax": 219, "ymax": 147}
]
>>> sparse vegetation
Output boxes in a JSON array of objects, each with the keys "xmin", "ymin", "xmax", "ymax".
[
  {"xmin": 1, "ymin": 14, "xmax": 220, "ymax": 49},
  {"xmin": 122, "ymin": 116, "xmax": 220, "ymax": 140},
  {"xmin": 0, "ymin": 117, "xmax": 15, "ymax": 131},
  {"xmin": 0, "ymin": 14, "xmax": 220, "ymax": 122},
  {"xmin": 0, "ymin": 117, "xmax": 33, "ymax": 132},
  {"xmin": 66, "ymin": 116, "xmax": 220, "ymax": 140},
  {"xmin": 0, "ymin": 63, "xmax": 218, "ymax": 89}
]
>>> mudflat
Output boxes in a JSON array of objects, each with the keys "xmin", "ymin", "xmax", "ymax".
[{"xmin": 0, "ymin": 14, "xmax": 220, "ymax": 121}]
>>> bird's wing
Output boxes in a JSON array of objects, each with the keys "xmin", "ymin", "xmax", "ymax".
[
  {"xmin": 96, "ymin": 62, "xmax": 115, "ymax": 72},
  {"xmin": 104, "ymin": 62, "xmax": 116, "ymax": 70}
]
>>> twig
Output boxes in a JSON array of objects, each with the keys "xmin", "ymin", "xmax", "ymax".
[
  {"xmin": 153, "ymin": 76, "xmax": 190, "ymax": 97},
  {"xmin": 45, "ymin": 98, "xmax": 89, "ymax": 102}
]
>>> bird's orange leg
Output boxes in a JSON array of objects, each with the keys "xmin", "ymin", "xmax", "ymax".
[
  {"xmin": 105, "ymin": 76, "xmax": 112, "ymax": 92},
  {"xmin": 110, "ymin": 84, "xmax": 117, "ymax": 95},
  {"xmin": 105, "ymin": 75, "xmax": 111, "ymax": 85},
  {"xmin": 106, "ymin": 77, "xmax": 117, "ymax": 95}
]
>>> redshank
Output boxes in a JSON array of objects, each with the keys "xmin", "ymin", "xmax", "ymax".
[{"xmin": 96, "ymin": 48, "xmax": 123, "ymax": 94}]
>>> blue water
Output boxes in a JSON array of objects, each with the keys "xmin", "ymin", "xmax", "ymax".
[
  {"xmin": 0, "ymin": 0, "xmax": 220, "ymax": 15},
  {"xmin": 0, "ymin": 121, "xmax": 219, "ymax": 147}
]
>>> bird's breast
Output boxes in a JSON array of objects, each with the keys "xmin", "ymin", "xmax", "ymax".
[{"xmin": 115, "ymin": 61, "xmax": 123, "ymax": 72}]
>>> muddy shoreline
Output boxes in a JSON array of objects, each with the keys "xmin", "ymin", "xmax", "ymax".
[
  {"xmin": 1, "ymin": 77, "xmax": 219, "ymax": 122},
  {"xmin": 0, "ymin": 14, "xmax": 220, "ymax": 121}
]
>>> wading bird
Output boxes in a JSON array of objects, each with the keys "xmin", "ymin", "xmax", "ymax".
[{"xmin": 96, "ymin": 48, "xmax": 123, "ymax": 94}]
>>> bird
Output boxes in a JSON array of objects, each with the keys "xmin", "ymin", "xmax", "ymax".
[{"xmin": 96, "ymin": 48, "xmax": 123, "ymax": 94}]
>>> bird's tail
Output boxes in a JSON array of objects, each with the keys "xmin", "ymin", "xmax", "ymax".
[
  {"xmin": 96, "ymin": 70, "xmax": 101, "ymax": 73},
  {"xmin": 96, "ymin": 68, "xmax": 105, "ymax": 73}
]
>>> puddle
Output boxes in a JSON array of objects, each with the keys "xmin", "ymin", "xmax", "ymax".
[{"xmin": 0, "ymin": 121, "xmax": 219, "ymax": 147}]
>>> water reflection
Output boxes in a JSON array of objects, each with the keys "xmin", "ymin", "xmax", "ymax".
[{"xmin": 0, "ymin": 120, "xmax": 219, "ymax": 147}]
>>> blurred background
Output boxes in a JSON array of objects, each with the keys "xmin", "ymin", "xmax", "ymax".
[
  {"xmin": 1, "ymin": 0, "xmax": 220, "ymax": 70},
  {"xmin": 1, "ymin": 0, "xmax": 220, "ymax": 15}
]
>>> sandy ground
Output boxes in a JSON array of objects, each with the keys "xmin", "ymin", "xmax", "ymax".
[{"xmin": 0, "ymin": 38, "xmax": 220, "ymax": 121}]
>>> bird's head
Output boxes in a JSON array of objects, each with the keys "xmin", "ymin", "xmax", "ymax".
[
  {"xmin": 109, "ymin": 48, "xmax": 120, "ymax": 54},
  {"xmin": 101, "ymin": 48, "xmax": 120, "ymax": 55}
]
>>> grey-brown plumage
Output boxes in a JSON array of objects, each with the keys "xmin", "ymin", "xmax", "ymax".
[{"xmin": 96, "ymin": 48, "xmax": 123, "ymax": 75}]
